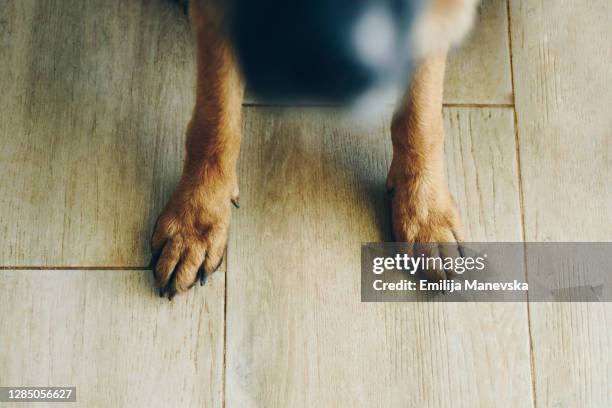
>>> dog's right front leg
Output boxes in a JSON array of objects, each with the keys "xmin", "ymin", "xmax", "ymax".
[
  {"xmin": 387, "ymin": 49, "xmax": 464, "ymax": 281},
  {"xmin": 151, "ymin": 1, "xmax": 243, "ymax": 298}
]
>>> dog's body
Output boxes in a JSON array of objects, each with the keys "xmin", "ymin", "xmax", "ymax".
[{"xmin": 151, "ymin": 0, "xmax": 480, "ymax": 297}]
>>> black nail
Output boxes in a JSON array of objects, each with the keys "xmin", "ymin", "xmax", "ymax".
[
  {"xmin": 231, "ymin": 198, "xmax": 240, "ymax": 209},
  {"xmin": 149, "ymin": 252, "xmax": 161, "ymax": 269}
]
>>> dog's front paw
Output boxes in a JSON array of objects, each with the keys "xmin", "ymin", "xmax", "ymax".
[
  {"xmin": 151, "ymin": 172, "xmax": 238, "ymax": 299},
  {"xmin": 387, "ymin": 172, "xmax": 464, "ymax": 281}
]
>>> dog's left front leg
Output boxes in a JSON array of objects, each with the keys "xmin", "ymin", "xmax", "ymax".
[
  {"xmin": 387, "ymin": 49, "xmax": 464, "ymax": 280},
  {"xmin": 151, "ymin": 1, "xmax": 243, "ymax": 298}
]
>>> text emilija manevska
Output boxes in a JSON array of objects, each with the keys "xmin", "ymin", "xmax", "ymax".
[{"xmin": 371, "ymin": 253, "xmax": 529, "ymax": 292}]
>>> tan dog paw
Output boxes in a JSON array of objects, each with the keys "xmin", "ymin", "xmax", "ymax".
[
  {"xmin": 151, "ymin": 169, "xmax": 238, "ymax": 299},
  {"xmin": 387, "ymin": 171, "xmax": 464, "ymax": 281}
]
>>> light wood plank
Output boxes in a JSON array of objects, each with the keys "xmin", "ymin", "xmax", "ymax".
[
  {"xmin": 444, "ymin": 0, "xmax": 513, "ymax": 104},
  {"xmin": 0, "ymin": 0, "xmax": 511, "ymax": 268},
  {"xmin": 0, "ymin": 0, "xmax": 195, "ymax": 267},
  {"xmin": 0, "ymin": 269, "xmax": 224, "ymax": 408},
  {"xmin": 226, "ymin": 107, "xmax": 532, "ymax": 407},
  {"xmin": 511, "ymin": 1, "xmax": 612, "ymax": 406},
  {"xmin": 444, "ymin": 108, "xmax": 524, "ymax": 241}
]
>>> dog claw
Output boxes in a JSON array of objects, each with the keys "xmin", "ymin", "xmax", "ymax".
[
  {"xmin": 149, "ymin": 250, "xmax": 161, "ymax": 269},
  {"xmin": 231, "ymin": 198, "xmax": 240, "ymax": 209},
  {"xmin": 151, "ymin": 173, "xmax": 233, "ymax": 298}
]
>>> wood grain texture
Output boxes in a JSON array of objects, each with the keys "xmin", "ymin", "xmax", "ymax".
[
  {"xmin": 444, "ymin": 108, "xmax": 523, "ymax": 241},
  {"xmin": 511, "ymin": 1, "xmax": 612, "ymax": 406},
  {"xmin": 0, "ymin": 269, "xmax": 224, "ymax": 408},
  {"xmin": 444, "ymin": 0, "xmax": 513, "ymax": 104},
  {"xmin": 0, "ymin": 0, "xmax": 196, "ymax": 267},
  {"xmin": 3, "ymin": 0, "xmax": 609, "ymax": 406},
  {"xmin": 0, "ymin": 0, "xmax": 511, "ymax": 268},
  {"xmin": 226, "ymin": 107, "xmax": 532, "ymax": 407}
]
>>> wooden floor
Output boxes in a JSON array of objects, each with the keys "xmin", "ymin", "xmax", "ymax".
[{"xmin": 0, "ymin": 0, "xmax": 610, "ymax": 407}]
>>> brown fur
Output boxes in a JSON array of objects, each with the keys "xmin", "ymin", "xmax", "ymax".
[
  {"xmin": 151, "ymin": 0, "xmax": 242, "ymax": 298},
  {"xmin": 388, "ymin": 49, "xmax": 464, "ymax": 280},
  {"xmin": 151, "ymin": 0, "xmax": 478, "ymax": 296}
]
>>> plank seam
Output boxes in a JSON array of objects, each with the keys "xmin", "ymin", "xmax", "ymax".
[
  {"xmin": 222, "ymin": 252, "xmax": 228, "ymax": 408},
  {"xmin": 506, "ymin": 1, "xmax": 538, "ymax": 407},
  {"xmin": 241, "ymin": 102, "xmax": 515, "ymax": 108},
  {"xmin": 0, "ymin": 266, "xmax": 150, "ymax": 270}
]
